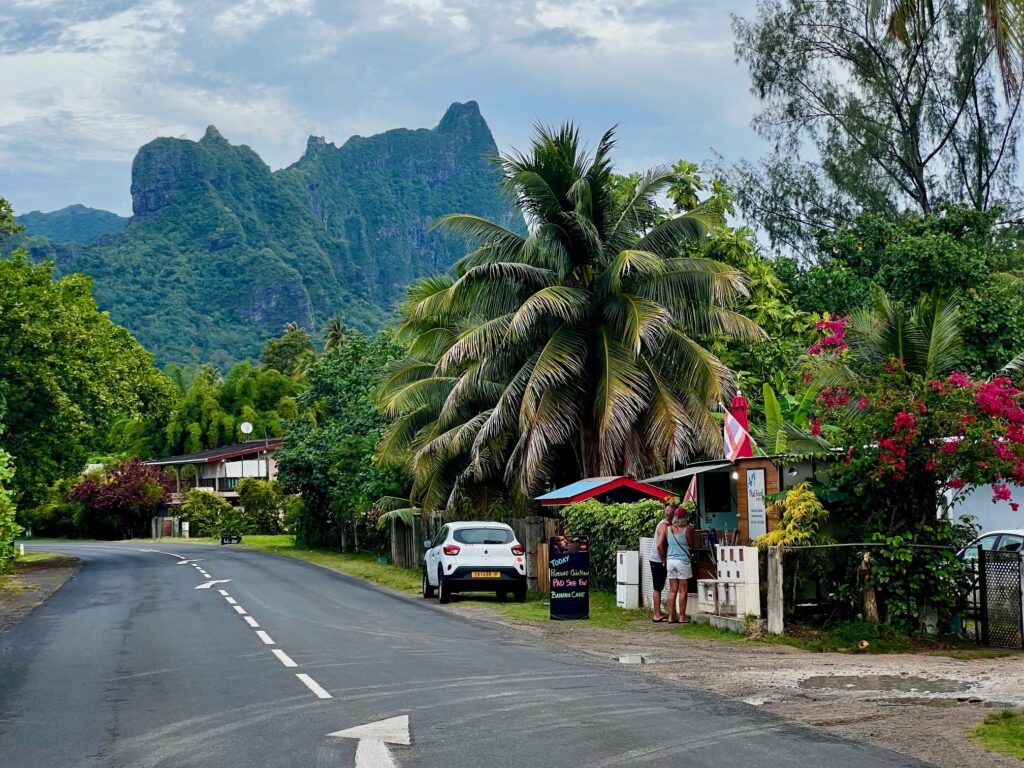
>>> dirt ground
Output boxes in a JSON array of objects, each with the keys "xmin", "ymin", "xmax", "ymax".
[
  {"xmin": 0, "ymin": 555, "xmax": 80, "ymax": 632},
  {"xmin": 450, "ymin": 604, "xmax": 1024, "ymax": 767}
]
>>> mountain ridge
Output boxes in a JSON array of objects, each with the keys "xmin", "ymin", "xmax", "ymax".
[{"xmin": 9, "ymin": 102, "xmax": 518, "ymax": 367}]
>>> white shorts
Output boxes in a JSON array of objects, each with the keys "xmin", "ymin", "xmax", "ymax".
[{"xmin": 666, "ymin": 559, "xmax": 692, "ymax": 580}]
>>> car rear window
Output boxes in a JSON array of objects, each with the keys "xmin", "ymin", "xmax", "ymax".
[{"xmin": 453, "ymin": 528, "xmax": 513, "ymax": 544}]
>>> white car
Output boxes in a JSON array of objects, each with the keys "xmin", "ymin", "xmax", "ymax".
[
  {"xmin": 958, "ymin": 529, "xmax": 1024, "ymax": 560},
  {"xmin": 422, "ymin": 521, "xmax": 527, "ymax": 603}
]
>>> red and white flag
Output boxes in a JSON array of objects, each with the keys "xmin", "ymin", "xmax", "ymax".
[
  {"xmin": 683, "ymin": 476, "xmax": 697, "ymax": 503},
  {"xmin": 723, "ymin": 410, "xmax": 752, "ymax": 461}
]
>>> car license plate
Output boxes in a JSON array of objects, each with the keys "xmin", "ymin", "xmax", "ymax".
[{"xmin": 471, "ymin": 571, "xmax": 501, "ymax": 578}]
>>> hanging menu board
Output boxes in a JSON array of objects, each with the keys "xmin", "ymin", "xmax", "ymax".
[{"xmin": 549, "ymin": 535, "xmax": 590, "ymax": 620}]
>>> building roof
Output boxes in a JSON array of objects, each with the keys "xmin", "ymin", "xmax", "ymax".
[
  {"xmin": 643, "ymin": 460, "xmax": 734, "ymax": 484},
  {"xmin": 146, "ymin": 439, "xmax": 284, "ymax": 467},
  {"xmin": 535, "ymin": 476, "xmax": 674, "ymax": 506}
]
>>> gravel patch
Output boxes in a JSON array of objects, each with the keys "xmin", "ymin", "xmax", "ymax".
[
  {"xmin": 0, "ymin": 555, "xmax": 80, "ymax": 632},
  {"xmin": 447, "ymin": 602, "xmax": 1024, "ymax": 767}
]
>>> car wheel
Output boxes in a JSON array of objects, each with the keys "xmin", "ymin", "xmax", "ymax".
[
  {"xmin": 422, "ymin": 568, "xmax": 435, "ymax": 599},
  {"xmin": 438, "ymin": 567, "xmax": 451, "ymax": 604},
  {"xmin": 513, "ymin": 581, "xmax": 527, "ymax": 603}
]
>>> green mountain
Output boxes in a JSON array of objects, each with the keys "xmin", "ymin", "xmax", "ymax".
[
  {"xmin": 10, "ymin": 102, "xmax": 517, "ymax": 367},
  {"xmin": 16, "ymin": 204, "xmax": 127, "ymax": 243}
]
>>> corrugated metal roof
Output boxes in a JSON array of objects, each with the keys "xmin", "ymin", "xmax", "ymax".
[{"xmin": 146, "ymin": 439, "xmax": 284, "ymax": 466}]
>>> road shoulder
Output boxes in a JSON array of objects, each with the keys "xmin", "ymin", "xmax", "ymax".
[{"xmin": 0, "ymin": 553, "xmax": 81, "ymax": 632}]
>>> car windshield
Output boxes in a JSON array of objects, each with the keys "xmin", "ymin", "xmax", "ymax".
[{"xmin": 453, "ymin": 528, "xmax": 513, "ymax": 545}]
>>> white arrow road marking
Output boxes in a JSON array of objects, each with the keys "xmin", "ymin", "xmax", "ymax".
[
  {"xmin": 138, "ymin": 549, "xmax": 188, "ymax": 559},
  {"xmin": 194, "ymin": 580, "xmax": 232, "ymax": 589},
  {"xmin": 329, "ymin": 716, "xmax": 410, "ymax": 768},
  {"xmin": 296, "ymin": 674, "xmax": 332, "ymax": 699}
]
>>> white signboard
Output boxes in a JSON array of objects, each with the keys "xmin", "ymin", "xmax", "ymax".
[{"xmin": 746, "ymin": 469, "xmax": 767, "ymax": 541}]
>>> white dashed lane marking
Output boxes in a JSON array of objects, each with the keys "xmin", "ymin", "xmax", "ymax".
[
  {"xmin": 272, "ymin": 649, "xmax": 297, "ymax": 668},
  {"xmin": 296, "ymin": 674, "xmax": 332, "ymax": 699},
  {"xmin": 188, "ymin": 564, "xmax": 330, "ymax": 704}
]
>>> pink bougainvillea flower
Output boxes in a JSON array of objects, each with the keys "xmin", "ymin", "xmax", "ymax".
[
  {"xmin": 808, "ymin": 315, "xmax": 849, "ymax": 356},
  {"xmin": 992, "ymin": 482, "xmax": 1013, "ymax": 502},
  {"xmin": 856, "ymin": 398, "xmax": 868, "ymax": 410},
  {"xmin": 975, "ymin": 377, "xmax": 1022, "ymax": 418},
  {"xmin": 946, "ymin": 371, "xmax": 971, "ymax": 389},
  {"xmin": 893, "ymin": 411, "xmax": 916, "ymax": 432},
  {"xmin": 810, "ymin": 417, "xmax": 822, "ymax": 436},
  {"xmin": 924, "ymin": 459, "xmax": 938, "ymax": 471},
  {"xmin": 1012, "ymin": 503, "xmax": 1020, "ymax": 512},
  {"xmin": 994, "ymin": 442, "xmax": 1016, "ymax": 461},
  {"xmin": 949, "ymin": 477, "xmax": 966, "ymax": 489}
]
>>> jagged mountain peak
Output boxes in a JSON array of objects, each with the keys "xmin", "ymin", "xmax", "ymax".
[{"xmin": 15, "ymin": 102, "xmax": 521, "ymax": 366}]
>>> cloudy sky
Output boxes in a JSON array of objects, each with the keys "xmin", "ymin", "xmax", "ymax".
[{"xmin": 0, "ymin": 0, "xmax": 764, "ymax": 216}]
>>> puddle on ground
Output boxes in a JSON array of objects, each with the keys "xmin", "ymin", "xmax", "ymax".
[{"xmin": 799, "ymin": 675, "xmax": 968, "ymax": 693}]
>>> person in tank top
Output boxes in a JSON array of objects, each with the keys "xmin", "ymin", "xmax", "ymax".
[{"xmin": 665, "ymin": 510, "xmax": 695, "ymax": 623}]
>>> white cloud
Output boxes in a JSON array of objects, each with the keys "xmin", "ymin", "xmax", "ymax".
[{"xmin": 0, "ymin": 0, "xmax": 763, "ymax": 215}]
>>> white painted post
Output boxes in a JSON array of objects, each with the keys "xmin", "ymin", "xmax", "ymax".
[
  {"xmin": 20, "ymin": 543, "xmax": 25, "ymax": 556},
  {"xmin": 767, "ymin": 546, "xmax": 784, "ymax": 635}
]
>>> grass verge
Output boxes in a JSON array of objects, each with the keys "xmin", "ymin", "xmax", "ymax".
[
  {"xmin": 971, "ymin": 709, "xmax": 1024, "ymax": 759},
  {"xmin": 227, "ymin": 535, "xmax": 422, "ymax": 594}
]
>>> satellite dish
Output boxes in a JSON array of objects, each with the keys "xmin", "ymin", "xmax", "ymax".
[{"xmin": 240, "ymin": 422, "xmax": 253, "ymax": 435}]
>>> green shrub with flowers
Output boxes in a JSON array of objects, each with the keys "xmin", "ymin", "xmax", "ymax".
[{"xmin": 803, "ymin": 308, "xmax": 1024, "ymax": 632}]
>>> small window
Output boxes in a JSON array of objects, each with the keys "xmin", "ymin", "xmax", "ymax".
[
  {"xmin": 963, "ymin": 534, "xmax": 1000, "ymax": 561},
  {"xmin": 453, "ymin": 528, "xmax": 513, "ymax": 545},
  {"xmin": 997, "ymin": 535, "xmax": 1023, "ymax": 553}
]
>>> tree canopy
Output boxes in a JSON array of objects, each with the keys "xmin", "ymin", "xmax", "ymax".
[
  {"xmin": 0, "ymin": 250, "xmax": 174, "ymax": 510},
  {"xmin": 376, "ymin": 124, "xmax": 765, "ymax": 514}
]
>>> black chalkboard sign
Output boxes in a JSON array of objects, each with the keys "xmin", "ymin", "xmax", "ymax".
[
  {"xmin": 549, "ymin": 535, "xmax": 590, "ymax": 620},
  {"xmin": 220, "ymin": 534, "xmax": 242, "ymax": 545}
]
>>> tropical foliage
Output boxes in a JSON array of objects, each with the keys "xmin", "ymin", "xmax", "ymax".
[
  {"xmin": 0, "ymin": 448, "xmax": 21, "ymax": 572},
  {"xmin": 377, "ymin": 124, "xmax": 763, "ymax": 515},
  {"xmin": 731, "ymin": 0, "xmax": 1023, "ymax": 250},
  {"xmin": 276, "ymin": 330, "xmax": 406, "ymax": 549},
  {"xmin": 180, "ymin": 489, "xmax": 240, "ymax": 537},
  {"xmin": 0, "ymin": 250, "xmax": 174, "ymax": 510},
  {"xmin": 70, "ymin": 459, "xmax": 172, "ymax": 539}
]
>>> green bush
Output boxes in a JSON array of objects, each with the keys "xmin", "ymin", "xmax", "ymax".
[
  {"xmin": 180, "ymin": 489, "xmax": 240, "ymax": 537},
  {"xmin": 0, "ymin": 448, "xmax": 21, "ymax": 572},
  {"xmin": 236, "ymin": 478, "xmax": 285, "ymax": 534},
  {"xmin": 562, "ymin": 499, "xmax": 665, "ymax": 589}
]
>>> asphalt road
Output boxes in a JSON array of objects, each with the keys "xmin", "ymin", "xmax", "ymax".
[{"xmin": 0, "ymin": 543, "xmax": 927, "ymax": 767}]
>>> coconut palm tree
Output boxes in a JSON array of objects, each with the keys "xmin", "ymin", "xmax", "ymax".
[
  {"xmin": 870, "ymin": 0, "xmax": 1024, "ymax": 98},
  {"xmin": 376, "ymin": 124, "xmax": 764, "ymax": 512},
  {"xmin": 322, "ymin": 316, "xmax": 348, "ymax": 354}
]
